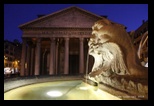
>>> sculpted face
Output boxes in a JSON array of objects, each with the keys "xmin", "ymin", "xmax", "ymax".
[
  {"xmin": 88, "ymin": 18, "xmax": 129, "ymax": 77},
  {"xmin": 88, "ymin": 18, "xmax": 125, "ymax": 48},
  {"xmin": 89, "ymin": 20, "xmax": 110, "ymax": 70},
  {"xmin": 88, "ymin": 20, "xmax": 109, "ymax": 47},
  {"xmin": 87, "ymin": 18, "xmax": 148, "ymax": 99}
]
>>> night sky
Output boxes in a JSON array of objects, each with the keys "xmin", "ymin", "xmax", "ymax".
[{"xmin": 4, "ymin": 4, "xmax": 148, "ymax": 42}]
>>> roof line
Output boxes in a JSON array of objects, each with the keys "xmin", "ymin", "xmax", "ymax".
[{"xmin": 18, "ymin": 6, "xmax": 103, "ymax": 28}]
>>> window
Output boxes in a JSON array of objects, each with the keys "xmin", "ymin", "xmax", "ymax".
[
  {"xmin": 10, "ymin": 47, "xmax": 14, "ymax": 51},
  {"xmin": 5, "ymin": 50, "xmax": 9, "ymax": 54},
  {"xmin": 10, "ymin": 52, "xmax": 13, "ymax": 56},
  {"xmin": 10, "ymin": 57, "xmax": 13, "ymax": 61},
  {"xmin": 5, "ymin": 63, "xmax": 8, "ymax": 67},
  {"xmin": 5, "ymin": 45, "xmax": 8, "ymax": 49},
  {"xmin": 9, "ymin": 63, "xmax": 12, "ymax": 67},
  {"xmin": 143, "ymin": 28, "xmax": 147, "ymax": 33}
]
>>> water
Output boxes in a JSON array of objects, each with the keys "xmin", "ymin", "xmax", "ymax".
[
  {"xmin": 85, "ymin": 46, "xmax": 98, "ymax": 86},
  {"xmin": 4, "ymin": 80, "xmax": 121, "ymax": 100},
  {"xmin": 85, "ymin": 48, "xmax": 90, "ymax": 83}
]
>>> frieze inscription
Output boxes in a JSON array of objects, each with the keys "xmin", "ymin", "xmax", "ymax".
[
  {"xmin": 24, "ymin": 31, "xmax": 91, "ymax": 35},
  {"xmin": 41, "ymin": 31, "xmax": 91, "ymax": 35}
]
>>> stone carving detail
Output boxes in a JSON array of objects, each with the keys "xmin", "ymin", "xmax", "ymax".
[{"xmin": 87, "ymin": 18, "xmax": 148, "ymax": 99}]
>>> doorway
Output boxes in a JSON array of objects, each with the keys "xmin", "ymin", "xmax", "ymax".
[{"xmin": 69, "ymin": 55, "xmax": 79, "ymax": 75}]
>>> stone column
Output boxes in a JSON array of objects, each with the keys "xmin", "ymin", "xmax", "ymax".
[
  {"xmin": 55, "ymin": 39, "xmax": 59, "ymax": 75},
  {"xmin": 25, "ymin": 41, "xmax": 31, "ymax": 76},
  {"xmin": 64, "ymin": 37, "xmax": 69, "ymax": 74},
  {"xmin": 20, "ymin": 38, "xmax": 27, "ymax": 76},
  {"xmin": 30, "ymin": 44, "xmax": 35, "ymax": 76},
  {"xmin": 49, "ymin": 38, "xmax": 55, "ymax": 75},
  {"xmin": 79, "ymin": 37, "xmax": 84, "ymax": 74},
  {"xmin": 42, "ymin": 48, "xmax": 47, "ymax": 75},
  {"xmin": 34, "ymin": 38, "xmax": 41, "ymax": 75}
]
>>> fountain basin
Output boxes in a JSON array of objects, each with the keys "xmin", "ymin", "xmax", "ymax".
[{"xmin": 4, "ymin": 76, "xmax": 121, "ymax": 100}]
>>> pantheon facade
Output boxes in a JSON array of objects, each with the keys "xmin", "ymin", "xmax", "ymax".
[{"xmin": 19, "ymin": 6, "xmax": 103, "ymax": 76}]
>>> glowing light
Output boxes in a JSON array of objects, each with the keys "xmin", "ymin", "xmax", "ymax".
[
  {"xmin": 4, "ymin": 56, "xmax": 8, "ymax": 60},
  {"xmin": 145, "ymin": 62, "xmax": 148, "ymax": 67},
  {"xmin": 79, "ymin": 87, "xmax": 88, "ymax": 90},
  {"xmin": 47, "ymin": 91, "xmax": 63, "ymax": 97},
  {"xmin": 15, "ymin": 61, "xmax": 18, "ymax": 65}
]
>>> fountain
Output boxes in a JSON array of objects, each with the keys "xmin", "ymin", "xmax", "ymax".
[
  {"xmin": 83, "ymin": 47, "xmax": 98, "ymax": 86},
  {"xmin": 86, "ymin": 17, "xmax": 148, "ymax": 100},
  {"xmin": 4, "ymin": 18, "xmax": 148, "ymax": 100},
  {"xmin": 85, "ymin": 48, "xmax": 89, "ymax": 83},
  {"xmin": 4, "ymin": 76, "xmax": 122, "ymax": 100}
]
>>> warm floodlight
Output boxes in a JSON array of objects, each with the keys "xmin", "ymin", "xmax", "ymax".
[{"xmin": 47, "ymin": 91, "xmax": 63, "ymax": 97}]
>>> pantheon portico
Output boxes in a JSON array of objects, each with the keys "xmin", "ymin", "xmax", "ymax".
[{"xmin": 19, "ymin": 6, "xmax": 103, "ymax": 76}]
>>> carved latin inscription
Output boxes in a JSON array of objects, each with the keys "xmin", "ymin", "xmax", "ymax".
[{"xmin": 23, "ymin": 30, "xmax": 91, "ymax": 37}]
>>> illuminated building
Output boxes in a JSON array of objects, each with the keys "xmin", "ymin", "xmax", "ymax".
[
  {"xmin": 18, "ymin": 6, "xmax": 106, "ymax": 76},
  {"xmin": 19, "ymin": 6, "xmax": 148, "ymax": 77},
  {"xmin": 4, "ymin": 40, "xmax": 22, "ymax": 71}
]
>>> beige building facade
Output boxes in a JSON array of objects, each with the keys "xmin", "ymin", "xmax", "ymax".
[{"xmin": 19, "ymin": 6, "xmax": 103, "ymax": 76}]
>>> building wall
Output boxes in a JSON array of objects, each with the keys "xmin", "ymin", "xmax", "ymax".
[
  {"xmin": 4, "ymin": 40, "xmax": 22, "ymax": 71},
  {"xmin": 19, "ymin": 6, "xmax": 101, "ymax": 76},
  {"xmin": 131, "ymin": 20, "xmax": 148, "ymax": 61}
]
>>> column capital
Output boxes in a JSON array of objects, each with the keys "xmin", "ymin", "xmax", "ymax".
[
  {"xmin": 50, "ymin": 37, "xmax": 55, "ymax": 41},
  {"xmin": 22, "ymin": 37, "xmax": 27, "ymax": 40},
  {"xmin": 22, "ymin": 38, "xmax": 27, "ymax": 43},
  {"xmin": 36, "ymin": 38, "xmax": 41, "ymax": 43},
  {"xmin": 80, "ymin": 37, "xmax": 84, "ymax": 42},
  {"xmin": 31, "ymin": 41, "xmax": 36, "ymax": 48},
  {"xmin": 27, "ymin": 40, "xmax": 33, "ymax": 45},
  {"xmin": 65, "ymin": 37, "xmax": 69, "ymax": 41}
]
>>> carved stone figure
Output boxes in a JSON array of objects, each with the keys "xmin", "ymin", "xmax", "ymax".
[
  {"xmin": 88, "ymin": 17, "xmax": 148, "ymax": 78},
  {"xmin": 87, "ymin": 17, "xmax": 148, "ymax": 99}
]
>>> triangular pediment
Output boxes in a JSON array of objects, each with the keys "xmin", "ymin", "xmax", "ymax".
[{"xmin": 19, "ymin": 6, "xmax": 103, "ymax": 29}]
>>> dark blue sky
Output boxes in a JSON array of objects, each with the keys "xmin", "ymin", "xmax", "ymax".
[{"xmin": 4, "ymin": 4, "xmax": 148, "ymax": 42}]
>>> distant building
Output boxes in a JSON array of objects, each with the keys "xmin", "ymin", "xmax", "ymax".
[
  {"xmin": 19, "ymin": 6, "xmax": 148, "ymax": 77},
  {"xmin": 4, "ymin": 40, "xmax": 22, "ymax": 71},
  {"xmin": 18, "ymin": 6, "xmax": 106, "ymax": 76},
  {"xmin": 129, "ymin": 20, "xmax": 148, "ymax": 61}
]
